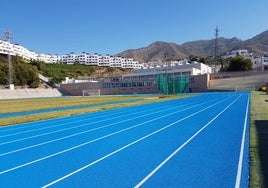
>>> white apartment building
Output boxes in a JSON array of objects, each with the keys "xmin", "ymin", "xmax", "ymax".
[
  {"xmin": 62, "ymin": 53, "xmax": 78, "ymax": 64},
  {"xmin": 86, "ymin": 54, "xmax": 99, "ymax": 66},
  {"xmin": 61, "ymin": 52, "xmax": 140, "ymax": 69},
  {"xmin": 36, "ymin": 53, "xmax": 61, "ymax": 63},
  {"xmin": 0, "ymin": 39, "xmax": 60, "ymax": 63},
  {"xmin": 110, "ymin": 56, "xmax": 122, "ymax": 68},
  {"xmin": 98, "ymin": 55, "xmax": 111, "ymax": 67}
]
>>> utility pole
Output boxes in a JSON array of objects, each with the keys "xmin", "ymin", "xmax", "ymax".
[{"xmin": 4, "ymin": 30, "xmax": 14, "ymax": 90}]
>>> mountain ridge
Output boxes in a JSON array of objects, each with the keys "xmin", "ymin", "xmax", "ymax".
[{"xmin": 117, "ymin": 30, "xmax": 268, "ymax": 62}]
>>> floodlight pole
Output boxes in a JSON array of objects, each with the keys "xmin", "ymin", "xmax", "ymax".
[
  {"xmin": 164, "ymin": 52, "xmax": 169, "ymax": 95},
  {"xmin": 214, "ymin": 26, "xmax": 219, "ymax": 73},
  {"xmin": 165, "ymin": 61, "xmax": 168, "ymax": 95},
  {"xmin": 5, "ymin": 30, "xmax": 14, "ymax": 90}
]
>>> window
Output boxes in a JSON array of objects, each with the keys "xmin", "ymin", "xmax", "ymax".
[{"xmin": 189, "ymin": 77, "xmax": 195, "ymax": 84}]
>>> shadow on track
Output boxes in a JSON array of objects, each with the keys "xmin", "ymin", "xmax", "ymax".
[{"xmin": 255, "ymin": 120, "xmax": 268, "ymax": 187}]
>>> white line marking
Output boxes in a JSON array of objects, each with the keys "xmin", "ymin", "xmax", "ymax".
[
  {"xmin": 0, "ymin": 100, "xmax": 165, "ymax": 136},
  {"xmin": 0, "ymin": 96, "xmax": 194, "ymax": 138},
  {"xmin": 0, "ymin": 98, "xmax": 201, "ymax": 151},
  {"xmin": 0, "ymin": 104, "xmax": 174, "ymax": 146},
  {"xmin": 0, "ymin": 101, "xmax": 195, "ymax": 156},
  {"xmin": 0, "ymin": 98, "xmax": 180, "ymax": 133},
  {"xmin": 41, "ymin": 95, "xmax": 234, "ymax": 188},
  {"xmin": 0, "ymin": 101, "xmax": 146, "ymax": 132},
  {"xmin": 0, "ymin": 116, "xmax": 99, "ymax": 138},
  {"xmin": 0, "ymin": 100, "xmax": 181, "ymax": 142},
  {"xmin": 235, "ymin": 94, "xmax": 249, "ymax": 188},
  {"xmin": 134, "ymin": 94, "xmax": 241, "ymax": 187},
  {"xmin": 0, "ymin": 97, "xmax": 217, "ymax": 174}
]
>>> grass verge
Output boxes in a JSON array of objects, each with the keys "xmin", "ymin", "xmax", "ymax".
[
  {"xmin": 250, "ymin": 91, "xmax": 268, "ymax": 188},
  {"xmin": 0, "ymin": 94, "xmax": 190, "ymax": 126}
]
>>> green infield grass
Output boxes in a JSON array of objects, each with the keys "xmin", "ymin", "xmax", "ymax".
[
  {"xmin": 0, "ymin": 94, "xmax": 189, "ymax": 126},
  {"xmin": 250, "ymin": 91, "xmax": 268, "ymax": 188}
]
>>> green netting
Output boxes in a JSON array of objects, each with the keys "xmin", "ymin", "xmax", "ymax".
[{"xmin": 157, "ymin": 74, "xmax": 189, "ymax": 94}]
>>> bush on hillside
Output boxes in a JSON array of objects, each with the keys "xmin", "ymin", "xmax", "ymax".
[{"xmin": 0, "ymin": 55, "xmax": 39, "ymax": 88}]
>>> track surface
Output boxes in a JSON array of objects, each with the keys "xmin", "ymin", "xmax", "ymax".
[{"xmin": 0, "ymin": 92, "xmax": 249, "ymax": 187}]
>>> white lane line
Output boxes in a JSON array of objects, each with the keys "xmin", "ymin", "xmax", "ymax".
[
  {"xmin": 41, "ymin": 95, "xmax": 234, "ymax": 188},
  {"xmin": 0, "ymin": 101, "xmax": 147, "ymax": 132},
  {"xmin": 0, "ymin": 101, "xmax": 195, "ymax": 156},
  {"xmin": 0, "ymin": 99, "xmax": 198, "ymax": 147},
  {"xmin": 0, "ymin": 96, "xmax": 192, "ymax": 138},
  {"xmin": 0, "ymin": 116, "xmax": 104, "ymax": 138},
  {"xmin": 0, "ymin": 100, "xmax": 164, "ymax": 136},
  {"xmin": 0, "ymin": 96, "xmax": 227, "ymax": 175},
  {"xmin": 134, "ymin": 94, "xmax": 241, "ymax": 187},
  {"xmin": 0, "ymin": 100, "xmax": 176, "ymax": 141},
  {"xmin": 0, "ymin": 95, "xmax": 216, "ymax": 135},
  {"xmin": 0, "ymin": 97, "xmax": 178, "ymax": 133},
  {"xmin": 235, "ymin": 94, "xmax": 249, "ymax": 188},
  {"xmin": 0, "ymin": 111, "xmax": 106, "ymax": 133},
  {"xmin": 0, "ymin": 116, "xmax": 69, "ymax": 132}
]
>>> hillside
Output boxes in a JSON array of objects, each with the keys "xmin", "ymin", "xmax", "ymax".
[
  {"xmin": 118, "ymin": 41, "xmax": 188, "ymax": 62},
  {"xmin": 0, "ymin": 55, "xmax": 132, "ymax": 88},
  {"xmin": 117, "ymin": 30, "xmax": 268, "ymax": 62},
  {"xmin": 241, "ymin": 30, "xmax": 268, "ymax": 52},
  {"xmin": 181, "ymin": 37, "xmax": 242, "ymax": 57}
]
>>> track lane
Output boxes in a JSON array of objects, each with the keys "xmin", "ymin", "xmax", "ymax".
[
  {"xmin": 42, "ymin": 94, "xmax": 242, "ymax": 188},
  {"xmin": 136, "ymin": 93, "xmax": 249, "ymax": 188},
  {"xmin": 0, "ymin": 95, "xmax": 223, "ymax": 173},
  {"xmin": 0, "ymin": 93, "xmax": 249, "ymax": 188}
]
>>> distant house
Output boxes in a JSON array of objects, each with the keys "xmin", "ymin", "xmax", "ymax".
[
  {"xmin": 224, "ymin": 49, "xmax": 251, "ymax": 58},
  {"xmin": 224, "ymin": 49, "xmax": 268, "ymax": 71},
  {"xmin": 252, "ymin": 56, "xmax": 268, "ymax": 71}
]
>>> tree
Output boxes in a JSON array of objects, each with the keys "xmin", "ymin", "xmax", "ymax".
[
  {"xmin": 31, "ymin": 60, "xmax": 44, "ymax": 71},
  {"xmin": 0, "ymin": 56, "xmax": 40, "ymax": 87},
  {"xmin": 189, "ymin": 55, "xmax": 198, "ymax": 62},
  {"xmin": 227, "ymin": 56, "xmax": 252, "ymax": 71},
  {"xmin": 0, "ymin": 70, "xmax": 8, "ymax": 84},
  {"xmin": 199, "ymin": 57, "xmax": 206, "ymax": 64},
  {"xmin": 219, "ymin": 57, "xmax": 231, "ymax": 72},
  {"xmin": 26, "ymin": 66, "xmax": 40, "ymax": 88}
]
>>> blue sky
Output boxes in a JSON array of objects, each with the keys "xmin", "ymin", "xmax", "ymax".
[{"xmin": 1, "ymin": 0, "xmax": 268, "ymax": 55}]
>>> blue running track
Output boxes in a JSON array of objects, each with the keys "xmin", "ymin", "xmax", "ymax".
[{"xmin": 0, "ymin": 92, "xmax": 249, "ymax": 188}]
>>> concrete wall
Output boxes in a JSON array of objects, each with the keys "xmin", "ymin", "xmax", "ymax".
[
  {"xmin": 209, "ymin": 71, "xmax": 268, "ymax": 91},
  {"xmin": 60, "ymin": 82, "xmax": 102, "ymax": 96},
  {"xmin": 0, "ymin": 88, "xmax": 63, "ymax": 99},
  {"xmin": 60, "ymin": 82, "xmax": 160, "ymax": 95},
  {"xmin": 189, "ymin": 74, "xmax": 209, "ymax": 93},
  {"xmin": 210, "ymin": 71, "xmax": 267, "ymax": 80}
]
